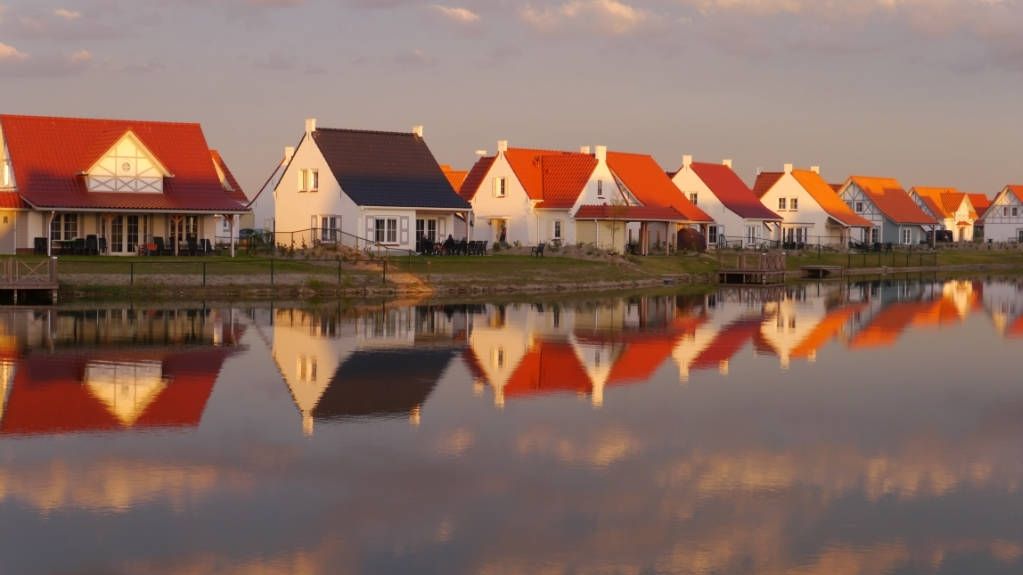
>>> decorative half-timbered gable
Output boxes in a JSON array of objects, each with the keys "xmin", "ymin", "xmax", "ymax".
[{"xmin": 978, "ymin": 185, "xmax": 1023, "ymax": 243}]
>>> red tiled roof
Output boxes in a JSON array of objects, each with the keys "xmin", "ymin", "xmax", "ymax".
[
  {"xmin": 690, "ymin": 162, "xmax": 781, "ymax": 221},
  {"xmin": 606, "ymin": 152, "xmax": 711, "ymax": 222},
  {"xmin": 752, "ymin": 172, "xmax": 784, "ymax": 198},
  {"xmin": 689, "ymin": 318, "xmax": 762, "ymax": 370},
  {"xmin": 210, "ymin": 149, "xmax": 248, "ymax": 205},
  {"xmin": 790, "ymin": 170, "xmax": 872, "ymax": 228},
  {"xmin": 439, "ymin": 164, "xmax": 467, "ymax": 194},
  {"xmin": 967, "ymin": 193, "xmax": 991, "ymax": 218},
  {"xmin": 574, "ymin": 204, "xmax": 687, "ymax": 222},
  {"xmin": 459, "ymin": 155, "xmax": 495, "ymax": 201},
  {"xmin": 504, "ymin": 148, "xmax": 596, "ymax": 209},
  {"xmin": 0, "ymin": 114, "xmax": 249, "ymax": 212},
  {"xmin": 848, "ymin": 176, "xmax": 936, "ymax": 225},
  {"xmin": 0, "ymin": 192, "xmax": 26, "ymax": 209},
  {"xmin": 606, "ymin": 337, "xmax": 677, "ymax": 384},
  {"xmin": 1006, "ymin": 185, "xmax": 1023, "ymax": 204}
]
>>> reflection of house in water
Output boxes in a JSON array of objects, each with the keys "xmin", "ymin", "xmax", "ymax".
[
  {"xmin": 0, "ymin": 308, "xmax": 244, "ymax": 436},
  {"xmin": 672, "ymin": 292, "xmax": 766, "ymax": 380},
  {"xmin": 982, "ymin": 280, "xmax": 1023, "ymax": 338},
  {"xmin": 273, "ymin": 305, "xmax": 469, "ymax": 435},
  {"xmin": 849, "ymin": 281, "xmax": 982, "ymax": 349},
  {"xmin": 755, "ymin": 285, "xmax": 867, "ymax": 368}
]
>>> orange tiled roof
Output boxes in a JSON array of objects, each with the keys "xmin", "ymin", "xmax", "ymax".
[
  {"xmin": 1006, "ymin": 185, "xmax": 1023, "ymax": 204},
  {"xmin": 848, "ymin": 176, "xmax": 936, "ymax": 225},
  {"xmin": 503, "ymin": 340, "xmax": 592, "ymax": 399},
  {"xmin": 967, "ymin": 193, "xmax": 991, "ymax": 218},
  {"xmin": 606, "ymin": 337, "xmax": 678, "ymax": 385},
  {"xmin": 439, "ymin": 164, "xmax": 468, "ymax": 195},
  {"xmin": 912, "ymin": 187, "xmax": 974, "ymax": 220},
  {"xmin": 607, "ymin": 152, "xmax": 711, "ymax": 222},
  {"xmin": 210, "ymin": 149, "xmax": 248, "ymax": 205},
  {"xmin": 786, "ymin": 303, "xmax": 868, "ymax": 360},
  {"xmin": 791, "ymin": 170, "xmax": 872, "ymax": 228},
  {"xmin": 689, "ymin": 318, "xmax": 762, "ymax": 370},
  {"xmin": 752, "ymin": 172, "xmax": 784, "ymax": 199},
  {"xmin": 504, "ymin": 148, "xmax": 596, "ymax": 209}
]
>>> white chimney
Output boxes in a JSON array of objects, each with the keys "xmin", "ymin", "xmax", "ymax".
[
  {"xmin": 722, "ymin": 158, "xmax": 733, "ymax": 169},
  {"xmin": 304, "ymin": 117, "xmax": 317, "ymax": 134},
  {"xmin": 497, "ymin": 140, "xmax": 509, "ymax": 153},
  {"xmin": 594, "ymin": 145, "xmax": 607, "ymax": 162},
  {"xmin": 283, "ymin": 146, "xmax": 295, "ymax": 163},
  {"xmin": 810, "ymin": 165, "xmax": 821, "ymax": 174},
  {"xmin": 412, "ymin": 125, "xmax": 424, "ymax": 138},
  {"xmin": 579, "ymin": 146, "xmax": 591, "ymax": 154},
  {"xmin": 784, "ymin": 163, "xmax": 793, "ymax": 174}
]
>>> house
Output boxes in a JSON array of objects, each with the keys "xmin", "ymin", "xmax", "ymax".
[
  {"xmin": 670, "ymin": 156, "xmax": 781, "ymax": 248},
  {"xmin": 968, "ymin": 193, "xmax": 992, "ymax": 240},
  {"xmin": 909, "ymin": 187, "xmax": 977, "ymax": 242},
  {"xmin": 0, "ymin": 114, "xmax": 249, "ymax": 256},
  {"xmin": 837, "ymin": 176, "xmax": 936, "ymax": 245},
  {"xmin": 977, "ymin": 185, "xmax": 1023, "ymax": 243},
  {"xmin": 753, "ymin": 164, "xmax": 871, "ymax": 248},
  {"xmin": 459, "ymin": 142, "xmax": 710, "ymax": 254},
  {"xmin": 273, "ymin": 119, "xmax": 471, "ymax": 253}
]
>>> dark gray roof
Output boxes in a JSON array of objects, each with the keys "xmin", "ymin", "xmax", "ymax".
[{"xmin": 313, "ymin": 128, "xmax": 471, "ymax": 209}]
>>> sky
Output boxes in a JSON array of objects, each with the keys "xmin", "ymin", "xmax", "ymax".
[{"xmin": 1, "ymin": 0, "xmax": 1022, "ymax": 196}]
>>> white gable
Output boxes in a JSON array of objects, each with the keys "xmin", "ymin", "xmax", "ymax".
[{"xmin": 87, "ymin": 131, "xmax": 171, "ymax": 193}]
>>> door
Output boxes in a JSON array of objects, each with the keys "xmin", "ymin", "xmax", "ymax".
[
  {"xmin": 0, "ymin": 211, "xmax": 14, "ymax": 255},
  {"xmin": 111, "ymin": 216, "xmax": 124, "ymax": 253}
]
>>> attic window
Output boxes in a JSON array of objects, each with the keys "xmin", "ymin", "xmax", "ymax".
[
  {"xmin": 778, "ymin": 198, "xmax": 787, "ymax": 210},
  {"xmin": 494, "ymin": 177, "xmax": 507, "ymax": 198},
  {"xmin": 597, "ymin": 180, "xmax": 604, "ymax": 198},
  {"xmin": 299, "ymin": 169, "xmax": 318, "ymax": 192},
  {"xmin": 689, "ymin": 193, "xmax": 698, "ymax": 205},
  {"xmin": 856, "ymin": 202, "xmax": 864, "ymax": 213},
  {"xmin": 0, "ymin": 158, "xmax": 10, "ymax": 188}
]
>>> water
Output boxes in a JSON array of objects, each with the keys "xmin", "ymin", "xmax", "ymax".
[{"xmin": 1, "ymin": 279, "xmax": 1022, "ymax": 574}]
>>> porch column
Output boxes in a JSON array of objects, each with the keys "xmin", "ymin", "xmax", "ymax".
[
  {"xmin": 170, "ymin": 215, "xmax": 181, "ymax": 256},
  {"xmin": 230, "ymin": 214, "xmax": 238, "ymax": 257},
  {"xmin": 46, "ymin": 211, "xmax": 55, "ymax": 257},
  {"xmin": 640, "ymin": 222, "xmax": 649, "ymax": 256}
]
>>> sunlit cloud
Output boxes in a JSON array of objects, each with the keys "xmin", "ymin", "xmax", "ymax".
[
  {"xmin": 0, "ymin": 41, "xmax": 27, "ymax": 61},
  {"xmin": 69, "ymin": 49, "xmax": 91, "ymax": 63},
  {"xmin": 430, "ymin": 4, "xmax": 480, "ymax": 23},
  {"xmin": 53, "ymin": 8, "xmax": 81, "ymax": 21},
  {"xmin": 521, "ymin": 0, "xmax": 652, "ymax": 35}
]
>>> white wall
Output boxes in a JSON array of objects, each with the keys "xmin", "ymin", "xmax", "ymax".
[
  {"xmin": 760, "ymin": 172, "xmax": 846, "ymax": 247},
  {"xmin": 468, "ymin": 154, "xmax": 536, "ymax": 245},
  {"xmin": 672, "ymin": 166, "xmax": 746, "ymax": 247},
  {"xmin": 981, "ymin": 188, "xmax": 1023, "ymax": 242}
]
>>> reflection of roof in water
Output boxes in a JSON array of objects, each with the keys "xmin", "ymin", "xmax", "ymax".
[
  {"xmin": 504, "ymin": 340, "xmax": 591, "ymax": 399},
  {"xmin": 312, "ymin": 348, "xmax": 454, "ymax": 420},
  {"xmin": 689, "ymin": 318, "xmax": 763, "ymax": 370},
  {"xmin": 0, "ymin": 347, "xmax": 238, "ymax": 436}
]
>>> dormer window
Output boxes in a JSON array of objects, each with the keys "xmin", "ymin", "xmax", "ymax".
[{"xmin": 86, "ymin": 131, "xmax": 170, "ymax": 193}]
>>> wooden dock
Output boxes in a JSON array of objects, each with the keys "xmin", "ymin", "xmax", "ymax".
[
  {"xmin": 0, "ymin": 258, "xmax": 59, "ymax": 304},
  {"xmin": 801, "ymin": 265, "xmax": 844, "ymax": 279},
  {"xmin": 717, "ymin": 252, "xmax": 786, "ymax": 285}
]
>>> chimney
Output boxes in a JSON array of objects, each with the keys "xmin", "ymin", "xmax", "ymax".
[
  {"xmin": 810, "ymin": 165, "xmax": 821, "ymax": 174},
  {"xmin": 682, "ymin": 154, "xmax": 693, "ymax": 169},
  {"xmin": 579, "ymin": 146, "xmax": 591, "ymax": 154},
  {"xmin": 283, "ymin": 146, "xmax": 295, "ymax": 164},
  {"xmin": 497, "ymin": 140, "xmax": 508, "ymax": 153},
  {"xmin": 594, "ymin": 145, "xmax": 607, "ymax": 162},
  {"xmin": 412, "ymin": 125, "xmax": 424, "ymax": 138},
  {"xmin": 304, "ymin": 117, "xmax": 317, "ymax": 134},
  {"xmin": 784, "ymin": 163, "xmax": 793, "ymax": 174},
  {"xmin": 722, "ymin": 158, "xmax": 733, "ymax": 169}
]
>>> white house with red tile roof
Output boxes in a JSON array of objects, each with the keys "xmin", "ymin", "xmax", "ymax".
[
  {"xmin": 753, "ymin": 164, "xmax": 872, "ymax": 248},
  {"xmin": 0, "ymin": 114, "xmax": 249, "ymax": 256},
  {"xmin": 837, "ymin": 176, "xmax": 936, "ymax": 245},
  {"xmin": 670, "ymin": 156, "xmax": 781, "ymax": 249},
  {"xmin": 977, "ymin": 185, "xmax": 1023, "ymax": 243},
  {"xmin": 460, "ymin": 142, "xmax": 709, "ymax": 254},
  {"xmin": 909, "ymin": 187, "xmax": 977, "ymax": 242}
]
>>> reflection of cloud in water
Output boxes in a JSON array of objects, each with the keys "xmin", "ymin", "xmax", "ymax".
[{"xmin": 516, "ymin": 426, "xmax": 642, "ymax": 468}]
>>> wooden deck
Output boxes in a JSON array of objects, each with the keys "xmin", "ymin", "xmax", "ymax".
[
  {"xmin": 0, "ymin": 258, "xmax": 59, "ymax": 304},
  {"xmin": 717, "ymin": 252, "xmax": 786, "ymax": 285}
]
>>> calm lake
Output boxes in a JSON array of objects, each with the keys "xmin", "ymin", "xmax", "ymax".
[{"xmin": 2, "ymin": 279, "xmax": 1023, "ymax": 574}]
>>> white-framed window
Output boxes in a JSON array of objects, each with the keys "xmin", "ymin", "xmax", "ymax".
[
  {"xmin": 553, "ymin": 220, "xmax": 562, "ymax": 240},
  {"xmin": 746, "ymin": 224, "xmax": 757, "ymax": 245},
  {"xmin": 778, "ymin": 198, "xmax": 787, "ymax": 210},
  {"xmin": 901, "ymin": 227, "xmax": 912, "ymax": 245},
  {"xmin": 596, "ymin": 180, "xmax": 604, "ymax": 198},
  {"xmin": 321, "ymin": 215, "xmax": 340, "ymax": 242},
  {"xmin": 856, "ymin": 201, "xmax": 864, "ymax": 213},
  {"xmin": 494, "ymin": 177, "xmax": 507, "ymax": 198},
  {"xmin": 871, "ymin": 227, "xmax": 880, "ymax": 243},
  {"xmin": 375, "ymin": 218, "xmax": 398, "ymax": 244},
  {"xmin": 50, "ymin": 214, "xmax": 79, "ymax": 241},
  {"xmin": 416, "ymin": 218, "xmax": 438, "ymax": 242},
  {"xmin": 299, "ymin": 169, "xmax": 318, "ymax": 192},
  {"xmin": 0, "ymin": 157, "xmax": 11, "ymax": 188},
  {"xmin": 790, "ymin": 198, "xmax": 798, "ymax": 211},
  {"xmin": 1014, "ymin": 207, "xmax": 1019, "ymax": 217},
  {"xmin": 689, "ymin": 193, "xmax": 698, "ymax": 205},
  {"xmin": 708, "ymin": 225, "xmax": 718, "ymax": 244}
]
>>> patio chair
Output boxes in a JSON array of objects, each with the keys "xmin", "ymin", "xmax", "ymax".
[
  {"xmin": 85, "ymin": 235, "xmax": 98, "ymax": 256},
  {"xmin": 72, "ymin": 237, "xmax": 86, "ymax": 255},
  {"xmin": 202, "ymin": 238, "xmax": 215, "ymax": 255},
  {"xmin": 153, "ymin": 236, "xmax": 168, "ymax": 256},
  {"xmin": 187, "ymin": 236, "xmax": 199, "ymax": 256},
  {"xmin": 98, "ymin": 237, "xmax": 107, "ymax": 255},
  {"xmin": 33, "ymin": 237, "xmax": 47, "ymax": 255},
  {"xmin": 531, "ymin": 242, "xmax": 546, "ymax": 257}
]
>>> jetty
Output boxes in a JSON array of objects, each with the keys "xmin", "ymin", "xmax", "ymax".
[
  {"xmin": 717, "ymin": 252, "xmax": 786, "ymax": 285},
  {"xmin": 0, "ymin": 258, "xmax": 59, "ymax": 304}
]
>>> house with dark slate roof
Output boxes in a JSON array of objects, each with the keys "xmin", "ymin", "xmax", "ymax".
[{"xmin": 273, "ymin": 118, "xmax": 471, "ymax": 252}]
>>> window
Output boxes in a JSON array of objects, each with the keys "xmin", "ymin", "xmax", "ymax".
[
  {"xmin": 790, "ymin": 198, "xmax": 798, "ymax": 211},
  {"xmin": 871, "ymin": 227, "xmax": 880, "ymax": 243},
  {"xmin": 778, "ymin": 198, "xmax": 787, "ymax": 210},
  {"xmin": 416, "ymin": 218, "xmax": 438, "ymax": 242},
  {"xmin": 1014, "ymin": 207, "xmax": 1019, "ymax": 217},
  {"xmin": 856, "ymin": 202, "xmax": 864, "ymax": 213},
  {"xmin": 321, "ymin": 216, "xmax": 339, "ymax": 242},
  {"xmin": 374, "ymin": 218, "xmax": 397, "ymax": 244},
  {"xmin": 494, "ymin": 177, "xmax": 507, "ymax": 198},
  {"xmin": 299, "ymin": 169, "xmax": 318, "ymax": 192},
  {"xmin": 708, "ymin": 226, "xmax": 718, "ymax": 244},
  {"xmin": 597, "ymin": 180, "xmax": 604, "ymax": 198},
  {"xmin": 689, "ymin": 193, "xmax": 698, "ymax": 205},
  {"xmin": 1004, "ymin": 207, "xmax": 1010, "ymax": 216},
  {"xmin": 746, "ymin": 224, "xmax": 757, "ymax": 245},
  {"xmin": 50, "ymin": 214, "xmax": 79, "ymax": 241},
  {"xmin": 901, "ymin": 227, "xmax": 912, "ymax": 245},
  {"xmin": 0, "ymin": 158, "xmax": 10, "ymax": 188},
  {"xmin": 553, "ymin": 220, "xmax": 562, "ymax": 240}
]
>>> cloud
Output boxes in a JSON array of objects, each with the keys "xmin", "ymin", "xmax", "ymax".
[
  {"xmin": 0, "ymin": 41, "xmax": 27, "ymax": 61},
  {"xmin": 70, "ymin": 48, "xmax": 92, "ymax": 63},
  {"xmin": 430, "ymin": 4, "xmax": 480, "ymax": 24},
  {"xmin": 53, "ymin": 8, "xmax": 81, "ymax": 21},
  {"xmin": 521, "ymin": 0, "xmax": 652, "ymax": 35},
  {"xmin": 394, "ymin": 48, "xmax": 438, "ymax": 68}
]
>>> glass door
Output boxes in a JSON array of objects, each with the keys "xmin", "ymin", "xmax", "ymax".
[{"xmin": 111, "ymin": 216, "xmax": 124, "ymax": 253}]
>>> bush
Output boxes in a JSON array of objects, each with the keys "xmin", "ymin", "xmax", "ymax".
[{"xmin": 492, "ymin": 242, "xmax": 502, "ymax": 253}]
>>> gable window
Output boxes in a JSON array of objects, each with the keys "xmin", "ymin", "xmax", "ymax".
[
  {"xmin": 299, "ymin": 169, "xmax": 318, "ymax": 192},
  {"xmin": 790, "ymin": 198, "xmax": 798, "ymax": 211},
  {"xmin": 50, "ymin": 214, "xmax": 79, "ymax": 241},
  {"xmin": 374, "ymin": 218, "xmax": 398, "ymax": 244},
  {"xmin": 1004, "ymin": 207, "xmax": 1010, "ymax": 217},
  {"xmin": 0, "ymin": 157, "xmax": 10, "ymax": 188},
  {"xmin": 596, "ymin": 181, "xmax": 604, "ymax": 198},
  {"xmin": 689, "ymin": 193, "xmax": 698, "ymax": 205},
  {"xmin": 86, "ymin": 131, "xmax": 168, "ymax": 193},
  {"xmin": 494, "ymin": 177, "xmax": 507, "ymax": 198},
  {"xmin": 778, "ymin": 198, "xmax": 787, "ymax": 210},
  {"xmin": 553, "ymin": 220, "xmax": 562, "ymax": 240},
  {"xmin": 856, "ymin": 201, "xmax": 864, "ymax": 213}
]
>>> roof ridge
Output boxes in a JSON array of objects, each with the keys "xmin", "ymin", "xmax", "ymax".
[
  {"xmin": 313, "ymin": 126, "xmax": 419, "ymax": 137},
  {"xmin": 0, "ymin": 114, "xmax": 201, "ymax": 128}
]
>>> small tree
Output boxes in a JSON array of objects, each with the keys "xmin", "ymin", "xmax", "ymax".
[{"xmin": 606, "ymin": 196, "xmax": 630, "ymax": 254}]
